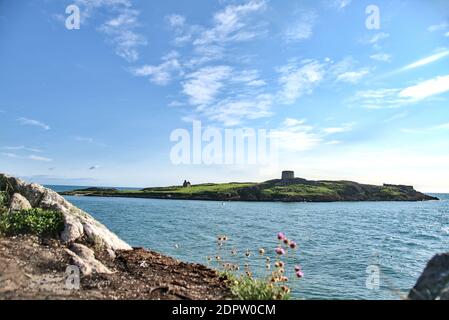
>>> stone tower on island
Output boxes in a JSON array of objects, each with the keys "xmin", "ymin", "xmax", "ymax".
[{"xmin": 281, "ymin": 171, "xmax": 295, "ymax": 180}]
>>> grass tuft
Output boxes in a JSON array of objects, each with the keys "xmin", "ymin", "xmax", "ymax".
[
  {"xmin": 221, "ymin": 271, "xmax": 291, "ymax": 300},
  {"xmin": 0, "ymin": 208, "xmax": 64, "ymax": 237},
  {"xmin": 0, "ymin": 191, "xmax": 8, "ymax": 207}
]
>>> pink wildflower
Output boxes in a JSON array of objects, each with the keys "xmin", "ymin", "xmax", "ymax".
[
  {"xmin": 277, "ymin": 232, "xmax": 286, "ymax": 240},
  {"xmin": 296, "ymin": 271, "xmax": 304, "ymax": 278},
  {"xmin": 275, "ymin": 247, "xmax": 286, "ymax": 255}
]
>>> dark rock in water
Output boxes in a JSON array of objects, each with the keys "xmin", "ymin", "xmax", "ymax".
[{"xmin": 409, "ymin": 253, "xmax": 449, "ymax": 300}]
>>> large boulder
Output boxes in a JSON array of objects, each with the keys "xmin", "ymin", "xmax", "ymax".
[
  {"xmin": 409, "ymin": 253, "xmax": 449, "ymax": 300},
  {"xmin": 8, "ymin": 193, "xmax": 32, "ymax": 212},
  {"xmin": 0, "ymin": 173, "xmax": 131, "ymax": 252},
  {"xmin": 65, "ymin": 243, "xmax": 112, "ymax": 275}
]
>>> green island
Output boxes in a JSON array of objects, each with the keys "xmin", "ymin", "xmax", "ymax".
[{"xmin": 60, "ymin": 171, "xmax": 438, "ymax": 202}]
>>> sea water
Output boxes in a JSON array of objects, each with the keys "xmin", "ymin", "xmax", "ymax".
[{"xmin": 47, "ymin": 185, "xmax": 449, "ymax": 300}]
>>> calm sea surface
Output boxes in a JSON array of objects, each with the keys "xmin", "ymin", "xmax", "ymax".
[{"xmin": 47, "ymin": 185, "xmax": 449, "ymax": 300}]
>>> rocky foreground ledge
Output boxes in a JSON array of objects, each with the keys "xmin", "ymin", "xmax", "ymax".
[{"xmin": 0, "ymin": 174, "xmax": 230, "ymax": 300}]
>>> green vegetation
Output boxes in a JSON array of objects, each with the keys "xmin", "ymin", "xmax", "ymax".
[
  {"xmin": 261, "ymin": 184, "xmax": 338, "ymax": 197},
  {"xmin": 221, "ymin": 271, "xmax": 290, "ymax": 300},
  {"xmin": 380, "ymin": 186, "xmax": 403, "ymax": 197},
  {"xmin": 143, "ymin": 183, "xmax": 256, "ymax": 195},
  {"xmin": 0, "ymin": 208, "xmax": 64, "ymax": 237},
  {"xmin": 0, "ymin": 191, "xmax": 8, "ymax": 207},
  {"xmin": 210, "ymin": 233, "xmax": 301, "ymax": 300}
]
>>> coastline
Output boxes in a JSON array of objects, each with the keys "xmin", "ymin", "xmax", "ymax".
[{"xmin": 61, "ymin": 191, "xmax": 440, "ymax": 203}]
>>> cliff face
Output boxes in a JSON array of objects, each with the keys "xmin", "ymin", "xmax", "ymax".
[{"xmin": 0, "ymin": 174, "xmax": 230, "ymax": 300}]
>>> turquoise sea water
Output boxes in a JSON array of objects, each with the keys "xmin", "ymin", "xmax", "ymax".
[{"xmin": 47, "ymin": 186, "xmax": 449, "ymax": 300}]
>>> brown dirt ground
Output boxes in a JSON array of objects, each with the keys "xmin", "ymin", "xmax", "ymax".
[{"xmin": 0, "ymin": 235, "xmax": 231, "ymax": 300}]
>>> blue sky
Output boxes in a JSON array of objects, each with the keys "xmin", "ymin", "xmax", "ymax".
[{"xmin": 0, "ymin": 0, "xmax": 449, "ymax": 192}]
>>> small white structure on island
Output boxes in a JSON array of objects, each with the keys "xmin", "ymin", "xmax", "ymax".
[{"xmin": 281, "ymin": 171, "xmax": 295, "ymax": 180}]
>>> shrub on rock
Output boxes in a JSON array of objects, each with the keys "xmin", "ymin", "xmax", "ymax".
[{"xmin": 0, "ymin": 208, "xmax": 64, "ymax": 237}]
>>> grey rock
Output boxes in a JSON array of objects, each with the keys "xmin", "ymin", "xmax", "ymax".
[
  {"xmin": 8, "ymin": 193, "xmax": 32, "ymax": 213},
  {"xmin": 409, "ymin": 253, "xmax": 449, "ymax": 300},
  {"xmin": 65, "ymin": 243, "xmax": 112, "ymax": 275},
  {"xmin": 0, "ymin": 173, "xmax": 131, "ymax": 251}
]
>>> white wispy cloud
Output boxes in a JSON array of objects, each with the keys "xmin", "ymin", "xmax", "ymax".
[
  {"xmin": 28, "ymin": 155, "xmax": 52, "ymax": 162},
  {"xmin": 1, "ymin": 152, "xmax": 19, "ymax": 158},
  {"xmin": 132, "ymin": 51, "xmax": 182, "ymax": 85},
  {"xmin": 370, "ymin": 53, "xmax": 391, "ymax": 62},
  {"xmin": 74, "ymin": 0, "xmax": 146, "ymax": 62},
  {"xmin": 273, "ymin": 118, "xmax": 353, "ymax": 152},
  {"xmin": 336, "ymin": 69, "xmax": 370, "ymax": 84},
  {"xmin": 322, "ymin": 123, "xmax": 354, "ymax": 134},
  {"xmin": 330, "ymin": 57, "xmax": 371, "ymax": 84},
  {"xmin": 2, "ymin": 146, "xmax": 42, "ymax": 153},
  {"xmin": 204, "ymin": 94, "xmax": 273, "ymax": 126},
  {"xmin": 383, "ymin": 111, "xmax": 408, "ymax": 123},
  {"xmin": 166, "ymin": 14, "xmax": 185, "ymax": 28},
  {"xmin": 99, "ymin": 8, "xmax": 146, "ymax": 62},
  {"xmin": 75, "ymin": 136, "xmax": 94, "ymax": 143},
  {"xmin": 277, "ymin": 60, "xmax": 325, "ymax": 104},
  {"xmin": 399, "ymin": 75, "xmax": 449, "ymax": 100},
  {"xmin": 350, "ymin": 74, "xmax": 449, "ymax": 108},
  {"xmin": 165, "ymin": 14, "xmax": 200, "ymax": 46},
  {"xmin": 194, "ymin": 0, "xmax": 267, "ymax": 46},
  {"xmin": 400, "ymin": 50, "xmax": 449, "ymax": 71},
  {"xmin": 17, "ymin": 118, "xmax": 50, "ymax": 130},
  {"xmin": 272, "ymin": 118, "xmax": 322, "ymax": 151},
  {"xmin": 427, "ymin": 22, "xmax": 448, "ymax": 32},
  {"xmin": 1, "ymin": 151, "xmax": 52, "ymax": 162},
  {"xmin": 328, "ymin": 0, "xmax": 352, "ymax": 10},
  {"xmin": 182, "ymin": 66, "xmax": 233, "ymax": 106},
  {"xmin": 158, "ymin": 1, "xmax": 274, "ymax": 126},
  {"xmin": 402, "ymin": 121, "xmax": 449, "ymax": 134},
  {"xmin": 350, "ymin": 88, "xmax": 405, "ymax": 109},
  {"xmin": 284, "ymin": 11, "xmax": 318, "ymax": 42},
  {"xmin": 74, "ymin": 136, "xmax": 106, "ymax": 147},
  {"xmin": 363, "ymin": 32, "xmax": 390, "ymax": 44},
  {"xmin": 180, "ymin": 65, "xmax": 273, "ymax": 125},
  {"xmin": 231, "ymin": 70, "xmax": 266, "ymax": 87}
]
